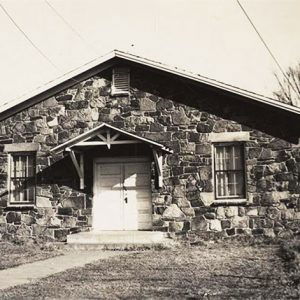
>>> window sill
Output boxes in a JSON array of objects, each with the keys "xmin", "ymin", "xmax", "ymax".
[
  {"xmin": 213, "ymin": 199, "xmax": 247, "ymax": 206},
  {"xmin": 111, "ymin": 92, "xmax": 130, "ymax": 97},
  {"xmin": 6, "ymin": 204, "xmax": 35, "ymax": 209}
]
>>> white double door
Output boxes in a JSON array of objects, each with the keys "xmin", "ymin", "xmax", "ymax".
[{"xmin": 93, "ymin": 158, "xmax": 152, "ymax": 231}]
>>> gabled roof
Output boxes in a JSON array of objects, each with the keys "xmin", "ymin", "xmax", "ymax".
[
  {"xmin": 50, "ymin": 122, "xmax": 173, "ymax": 154},
  {"xmin": 1, "ymin": 49, "xmax": 300, "ymax": 121}
]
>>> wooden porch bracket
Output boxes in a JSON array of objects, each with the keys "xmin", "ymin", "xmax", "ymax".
[
  {"xmin": 107, "ymin": 129, "xmax": 111, "ymax": 149},
  {"xmin": 153, "ymin": 149, "xmax": 163, "ymax": 188},
  {"xmin": 111, "ymin": 133, "xmax": 120, "ymax": 141},
  {"xmin": 53, "ymin": 125, "xmax": 172, "ymax": 191},
  {"xmin": 96, "ymin": 130, "xmax": 119, "ymax": 149},
  {"xmin": 97, "ymin": 133, "xmax": 106, "ymax": 142},
  {"xmin": 68, "ymin": 149, "xmax": 84, "ymax": 190},
  {"xmin": 51, "ymin": 123, "xmax": 173, "ymax": 155}
]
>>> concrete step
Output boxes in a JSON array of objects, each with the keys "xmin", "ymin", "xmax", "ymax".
[{"xmin": 66, "ymin": 230, "xmax": 175, "ymax": 250}]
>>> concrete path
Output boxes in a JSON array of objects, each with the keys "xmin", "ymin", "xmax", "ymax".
[{"xmin": 0, "ymin": 251, "xmax": 123, "ymax": 290}]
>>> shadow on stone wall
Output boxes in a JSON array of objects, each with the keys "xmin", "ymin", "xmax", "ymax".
[
  {"xmin": 36, "ymin": 142, "xmax": 155, "ymax": 196},
  {"xmin": 36, "ymin": 155, "xmax": 79, "ymax": 191},
  {"xmin": 108, "ymin": 61, "xmax": 300, "ymax": 143}
]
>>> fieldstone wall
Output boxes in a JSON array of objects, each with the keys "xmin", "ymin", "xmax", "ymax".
[{"xmin": 0, "ymin": 63, "xmax": 299, "ymax": 242}]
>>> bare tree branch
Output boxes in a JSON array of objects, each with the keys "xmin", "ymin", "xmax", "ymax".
[{"xmin": 274, "ymin": 63, "xmax": 300, "ymax": 107}]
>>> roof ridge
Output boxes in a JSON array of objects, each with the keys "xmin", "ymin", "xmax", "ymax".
[
  {"xmin": 0, "ymin": 49, "xmax": 300, "ymax": 118},
  {"xmin": 114, "ymin": 49, "xmax": 280, "ymax": 103}
]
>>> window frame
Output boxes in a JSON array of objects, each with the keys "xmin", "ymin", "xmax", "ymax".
[
  {"xmin": 7, "ymin": 152, "xmax": 37, "ymax": 206},
  {"xmin": 213, "ymin": 142, "xmax": 246, "ymax": 201}
]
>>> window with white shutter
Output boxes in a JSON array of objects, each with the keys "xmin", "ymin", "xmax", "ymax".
[{"xmin": 111, "ymin": 67, "xmax": 130, "ymax": 95}]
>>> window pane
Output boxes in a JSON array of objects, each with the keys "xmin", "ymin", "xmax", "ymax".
[
  {"xmin": 27, "ymin": 186, "xmax": 35, "ymax": 201},
  {"xmin": 11, "ymin": 179, "xmax": 25, "ymax": 202},
  {"xmin": 11, "ymin": 158, "xmax": 14, "ymax": 178},
  {"xmin": 14, "ymin": 156, "xmax": 23, "ymax": 177},
  {"xmin": 10, "ymin": 179, "xmax": 17, "ymax": 202},
  {"xmin": 215, "ymin": 147, "xmax": 226, "ymax": 170},
  {"xmin": 12, "ymin": 155, "xmax": 35, "ymax": 177},
  {"xmin": 11, "ymin": 178, "xmax": 35, "ymax": 203},
  {"xmin": 233, "ymin": 145, "xmax": 243, "ymax": 170},
  {"xmin": 216, "ymin": 171, "xmax": 228, "ymax": 197},
  {"xmin": 234, "ymin": 172, "xmax": 244, "ymax": 196},
  {"xmin": 25, "ymin": 185, "xmax": 35, "ymax": 202},
  {"xmin": 215, "ymin": 145, "xmax": 243, "ymax": 171},
  {"xmin": 227, "ymin": 172, "xmax": 244, "ymax": 196},
  {"xmin": 226, "ymin": 146, "xmax": 234, "ymax": 170},
  {"xmin": 216, "ymin": 146, "xmax": 233, "ymax": 170},
  {"xmin": 27, "ymin": 156, "xmax": 34, "ymax": 177},
  {"xmin": 215, "ymin": 144, "xmax": 245, "ymax": 199},
  {"xmin": 216, "ymin": 171, "xmax": 244, "ymax": 198},
  {"xmin": 10, "ymin": 154, "xmax": 35, "ymax": 203}
]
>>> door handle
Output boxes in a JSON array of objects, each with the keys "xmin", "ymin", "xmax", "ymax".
[{"xmin": 123, "ymin": 186, "xmax": 128, "ymax": 203}]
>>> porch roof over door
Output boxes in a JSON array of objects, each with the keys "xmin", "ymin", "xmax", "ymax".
[{"xmin": 50, "ymin": 122, "xmax": 173, "ymax": 154}]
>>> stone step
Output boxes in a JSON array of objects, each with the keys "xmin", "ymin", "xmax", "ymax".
[
  {"xmin": 54, "ymin": 242, "xmax": 175, "ymax": 251},
  {"xmin": 66, "ymin": 230, "xmax": 175, "ymax": 249}
]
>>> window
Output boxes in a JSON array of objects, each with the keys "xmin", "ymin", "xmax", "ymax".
[
  {"xmin": 214, "ymin": 143, "xmax": 245, "ymax": 199},
  {"xmin": 111, "ymin": 67, "xmax": 130, "ymax": 95},
  {"xmin": 8, "ymin": 153, "xmax": 36, "ymax": 204}
]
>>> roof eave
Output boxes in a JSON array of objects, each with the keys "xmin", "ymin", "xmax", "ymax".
[
  {"xmin": 114, "ymin": 50, "xmax": 300, "ymax": 116},
  {"xmin": 0, "ymin": 49, "xmax": 299, "ymax": 121}
]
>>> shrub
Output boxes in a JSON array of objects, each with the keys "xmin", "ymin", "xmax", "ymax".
[{"xmin": 279, "ymin": 239, "xmax": 300, "ymax": 286}]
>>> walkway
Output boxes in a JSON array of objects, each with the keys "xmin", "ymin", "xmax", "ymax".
[{"xmin": 0, "ymin": 250, "xmax": 123, "ymax": 290}]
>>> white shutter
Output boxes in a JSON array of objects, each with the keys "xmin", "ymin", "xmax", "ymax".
[{"xmin": 112, "ymin": 68, "xmax": 130, "ymax": 95}]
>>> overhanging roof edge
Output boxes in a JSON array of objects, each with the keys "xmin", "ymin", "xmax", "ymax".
[
  {"xmin": 0, "ymin": 49, "xmax": 300, "ymax": 120},
  {"xmin": 114, "ymin": 50, "xmax": 300, "ymax": 115}
]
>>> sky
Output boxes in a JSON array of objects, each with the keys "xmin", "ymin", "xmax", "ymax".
[{"xmin": 0, "ymin": 0, "xmax": 299, "ymax": 106}]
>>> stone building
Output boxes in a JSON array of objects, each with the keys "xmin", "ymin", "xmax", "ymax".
[{"xmin": 0, "ymin": 50, "xmax": 299, "ymax": 243}]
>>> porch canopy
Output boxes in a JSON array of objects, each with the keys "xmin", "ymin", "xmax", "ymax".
[{"xmin": 50, "ymin": 123, "xmax": 172, "ymax": 189}]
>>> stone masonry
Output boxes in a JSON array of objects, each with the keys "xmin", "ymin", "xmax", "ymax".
[{"xmin": 0, "ymin": 64, "xmax": 299, "ymax": 242}]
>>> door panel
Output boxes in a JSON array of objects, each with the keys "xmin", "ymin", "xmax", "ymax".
[
  {"xmin": 124, "ymin": 163, "xmax": 152, "ymax": 230},
  {"xmin": 124, "ymin": 175, "xmax": 150, "ymax": 187},
  {"xmin": 99, "ymin": 176, "xmax": 122, "ymax": 188},
  {"xmin": 93, "ymin": 160, "xmax": 152, "ymax": 231},
  {"xmin": 93, "ymin": 163, "xmax": 123, "ymax": 230},
  {"xmin": 100, "ymin": 164, "xmax": 122, "ymax": 175}
]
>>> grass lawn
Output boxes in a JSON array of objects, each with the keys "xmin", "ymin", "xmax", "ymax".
[
  {"xmin": 0, "ymin": 241, "xmax": 299, "ymax": 299},
  {"xmin": 0, "ymin": 242, "xmax": 62, "ymax": 270}
]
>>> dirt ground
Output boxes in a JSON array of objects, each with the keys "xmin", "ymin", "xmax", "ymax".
[{"xmin": 0, "ymin": 242, "xmax": 299, "ymax": 299}]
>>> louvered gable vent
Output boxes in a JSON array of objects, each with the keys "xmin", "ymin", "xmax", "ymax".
[{"xmin": 112, "ymin": 67, "xmax": 130, "ymax": 95}]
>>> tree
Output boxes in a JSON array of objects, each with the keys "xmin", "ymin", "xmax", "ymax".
[{"xmin": 273, "ymin": 63, "xmax": 300, "ymax": 107}]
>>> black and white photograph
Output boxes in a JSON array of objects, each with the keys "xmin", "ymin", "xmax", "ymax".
[{"xmin": 0, "ymin": 0, "xmax": 299, "ymax": 298}]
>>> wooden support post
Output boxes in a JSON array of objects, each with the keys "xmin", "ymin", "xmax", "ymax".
[
  {"xmin": 153, "ymin": 149, "xmax": 163, "ymax": 188},
  {"xmin": 69, "ymin": 150, "xmax": 84, "ymax": 190},
  {"xmin": 80, "ymin": 153, "xmax": 84, "ymax": 190},
  {"xmin": 7, "ymin": 154, "xmax": 11, "ymax": 201},
  {"xmin": 158, "ymin": 152, "xmax": 163, "ymax": 188}
]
